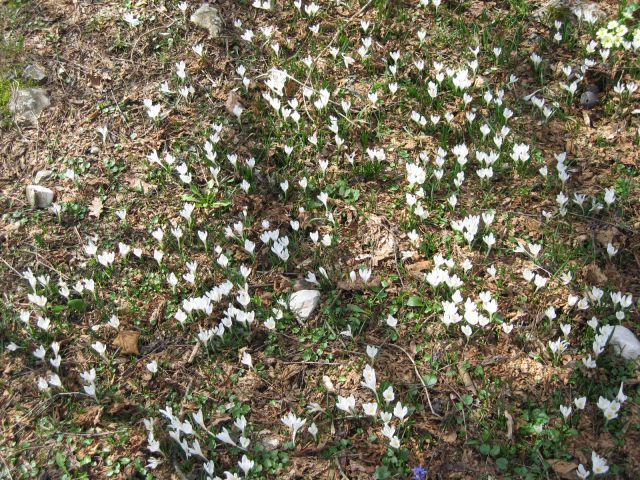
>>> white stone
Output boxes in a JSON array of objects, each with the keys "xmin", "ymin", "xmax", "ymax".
[
  {"xmin": 610, "ymin": 326, "xmax": 640, "ymax": 360},
  {"xmin": 23, "ymin": 64, "xmax": 47, "ymax": 83},
  {"xmin": 289, "ymin": 289, "xmax": 320, "ymax": 322},
  {"xmin": 9, "ymin": 88, "xmax": 50, "ymax": 123},
  {"xmin": 26, "ymin": 185, "xmax": 54, "ymax": 209},
  {"xmin": 534, "ymin": 0, "xmax": 604, "ymax": 23},
  {"xmin": 34, "ymin": 169, "xmax": 53, "ymax": 183},
  {"xmin": 190, "ymin": 4, "xmax": 222, "ymax": 38},
  {"xmin": 257, "ymin": 430, "xmax": 281, "ymax": 452}
]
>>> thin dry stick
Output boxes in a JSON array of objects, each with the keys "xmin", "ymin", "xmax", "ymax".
[
  {"xmin": 313, "ymin": 0, "xmax": 372, "ymax": 63},
  {"xmin": 109, "ymin": 89, "xmax": 130, "ymax": 127},
  {"xmin": 293, "ymin": 0, "xmax": 373, "ymax": 129},
  {"xmin": 179, "ymin": 377, "xmax": 195, "ymax": 417},
  {"xmin": 389, "ymin": 344, "xmax": 441, "ymax": 418},
  {"xmin": 567, "ymin": 211, "xmax": 639, "ymax": 235},
  {"xmin": 379, "ymin": 220, "xmax": 405, "ymax": 289},
  {"xmin": 58, "ymin": 429, "xmax": 128, "ymax": 437},
  {"xmin": 334, "ymin": 457, "xmax": 350, "ymax": 480},
  {"xmin": 18, "ymin": 249, "xmax": 69, "ymax": 280},
  {"xmin": 504, "ymin": 410, "xmax": 514, "ymax": 441},
  {"xmin": 129, "ymin": 20, "xmax": 178, "ymax": 63},
  {"xmin": 0, "ymin": 257, "xmax": 22, "ymax": 278},
  {"xmin": 0, "ymin": 452, "xmax": 13, "ymax": 480}
]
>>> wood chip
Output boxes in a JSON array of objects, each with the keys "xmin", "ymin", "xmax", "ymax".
[
  {"xmin": 457, "ymin": 362, "xmax": 477, "ymax": 395},
  {"xmin": 88, "ymin": 196, "xmax": 103, "ymax": 218},
  {"xmin": 112, "ymin": 330, "xmax": 140, "ymax": 355},
  {"xmin": 504, "ymin": 410, "xmax": 513, "ymax": 440}
]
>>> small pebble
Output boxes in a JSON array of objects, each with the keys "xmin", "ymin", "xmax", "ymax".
[{"xmin": 580, "ymin": 90, "xmax": 599, "ymax": 109}]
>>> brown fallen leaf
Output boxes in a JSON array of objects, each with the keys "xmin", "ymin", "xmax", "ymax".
[
  {"xmin": 594, "ymin": 226, "xmax": 621, "ymax": 249},
  {"xmin": 126, "ymin": 175, "xmax": 155, "ymax": 194},
  {"xmin": 226, "ymin": 90, "xmax": 243, "ymax": 116},
  {"xmin": 76, "ymin": 405, "xmax": 103, "ymax": 427},
  {"xmin": 582, "ymin": 263, "xmax": 607, "ymax": 285},
  {"xmin": 148, "ymin": 299, "xmax": 167, "ymax": 324},
  {"xmin": 548, "ymin": 459, "xmax": 578, "ymax": 479},
  {"xmin": 347, "ymin": 459, "xmax": 376, "ymax": 474},
  {"xmin": 209, "ymin": 415, "xmax": 232, "ymax": 428},
  {"xmin": 108, "ymin": 399, "xmax": 137, "ymax": 416},
  {"xmin": 88, "ymin": 196, "xmax": 103, "ymax": 218},
  {"xmin": 112, "ymin": 330, "xmax": 140, "ymax": 355},
  {"xmin": 406, "ymin": 260, "xmax": 431, "ymax": 280},
  {"xmin": 336, "ymin": 276, "xmax": 381, "ymax": 291},
  {"xmin": 86, "ymin": 72, "xmax": 103, "ymax": 90},
  {"xmin": 85, "ymin": 176, "xmax": 110, "ymax": 187},
  {"xmin": 442, "ymin": 430, "xmax": 458, "ymax": 443},
  {"xmin": 457, "ymin": 362, "xmax": 477, "ymax": 395},
  {"xmin": 356, "ymin": 215, "xmax": 396, "ymax": 266}
]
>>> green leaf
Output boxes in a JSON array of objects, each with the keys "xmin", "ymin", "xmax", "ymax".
[
  {"xmin": 67, "ymin": 299, "xmax": 87, "ymax": 312},
  {"xmin": 405, "ymin": 296, "xmax": 424, "ymax": 307},
  {"xmin": 479, "ymin": 443, "xmax": 491, "ymax": 456},
  {"xmin": 55, "ymin": 451, "xmax": 66, "ymax": 470},
  {"xmin": 205, "ymin": 200, "xmax": 231, "ymax": 209},
  {"xmin": 374, "ymin": 466, "xmax": 391, "ymax": 480},
  {"xmin": 496, "ymin": 457, "xmax": 508, "ymax": 470},
  {"xmin": 423, "ymin": 373, "xmax": 438, "ymax": 387},
  {"xmin": 461, "ymin": 394, "xmax": 473, "ymax": 406},
  {"xmin": 346, "ymin": 304, "xmax": 366, "ymax": 314}
]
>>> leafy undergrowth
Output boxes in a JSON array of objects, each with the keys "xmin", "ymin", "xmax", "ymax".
[{"xmin": 1, "ymin": 0, "xmax": 639, "ymax": 479}]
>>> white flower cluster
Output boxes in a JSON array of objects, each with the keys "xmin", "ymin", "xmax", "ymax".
[{"xmin": 596, "ymin": 20, "xmax": 628, "ymax": 49}]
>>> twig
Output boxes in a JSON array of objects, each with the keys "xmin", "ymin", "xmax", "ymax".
[
  {"xmin": 334, "ymin": 457, "xmax": 350, "ymax": 480},
  {"xmin": 0, "ymin": 452, "xmax": 14, "ymax": 480},
  {"xmin": 0, "ymin": 258, "xmax": 22, "ymax": 278},
  {"xmin": 388, "ymin": 344, "xmax": 441, "ymax": 418},
  {"xmin": 129, "ymin": 21, "xmax": 178, "ymax": 63},
  {"xmin": 379, "ymin": 219, "xmax": 404, "ymax": 289},
  {"xmin": 187, "ymin": 342, "xmax": 200, "ymax": 364},
  {"xmin": 281, "ymin": 360, "xmax": 340, "ymax": 365},
  {"xmin": 18, "ymin": 249, "xmax": 69, "ymax": 280},
  {"xmin": 504, "ymin": 410, "xmax": 514, "ymax": 441},
  {"xmin": 536, "ymin": 449, "xmax": 551, "ymax": 480},
  {"xmin": 449, "ymin": 388, "xmax": 467, "ymax": 435},
  {"xmin": 58, "ymin": 429, "xmax": 128, "ymax": 437},
  {"xmin": 567, "ymin": 211, "xmax": 639, "ymax": 235},
  {"xmin": 173, "ymin": 463, "xmax": 188, "ymax": 480},
  {"xmin": 109, "ymin": 89, "xmax": 130, "ymax": 128},
  {"xmin": 313, "ymin": 0, "xmax": 372, "ymax": 63},
  {"xmin": 179, "ymin": 377, "xmax": 195, "ymax": 417}
]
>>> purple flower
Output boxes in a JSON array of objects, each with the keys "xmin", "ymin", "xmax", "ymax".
[{"xmin": 412, "ymin": 465, "xmax": 428, "ymax": 480}]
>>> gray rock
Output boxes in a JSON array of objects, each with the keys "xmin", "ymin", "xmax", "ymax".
[
  {"xmin": 584, "ymin": 83, "xmax": 601, "ymax": 94},
  {"xmin": 610, "ymin": 326, "xmax": 640, "ymax": 361},
  {"xmin": 190, "ymin": 4, "xmax": 222, "ymax": 38},
  {"xmin": 256, "ymin": 430, "xmax": 282, "ymax": 452},
  {"xmin": 34, "ymin": 169, "xmax": 53, "ymax": 183},
  {"xmin": 9, "ymin": 88, "xmax": 50, "ymax": 123},
  {"xmin": 580, "ymin": 90, "xmax": 599, "ymax": 109},
  {"xmin": 289, "ymin": 289, "xmax": 321, "ymax": 322},
  {"xmin": 534, "ymin": 0, "xmax": 604, "ymax": 23},
  {"xmin": 26, "ymin": 185, "xmax": 54, "ymax": 208},
  {"xmin": 23, "ymin": 64, "xmax": 47, "ymax": 83}
]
